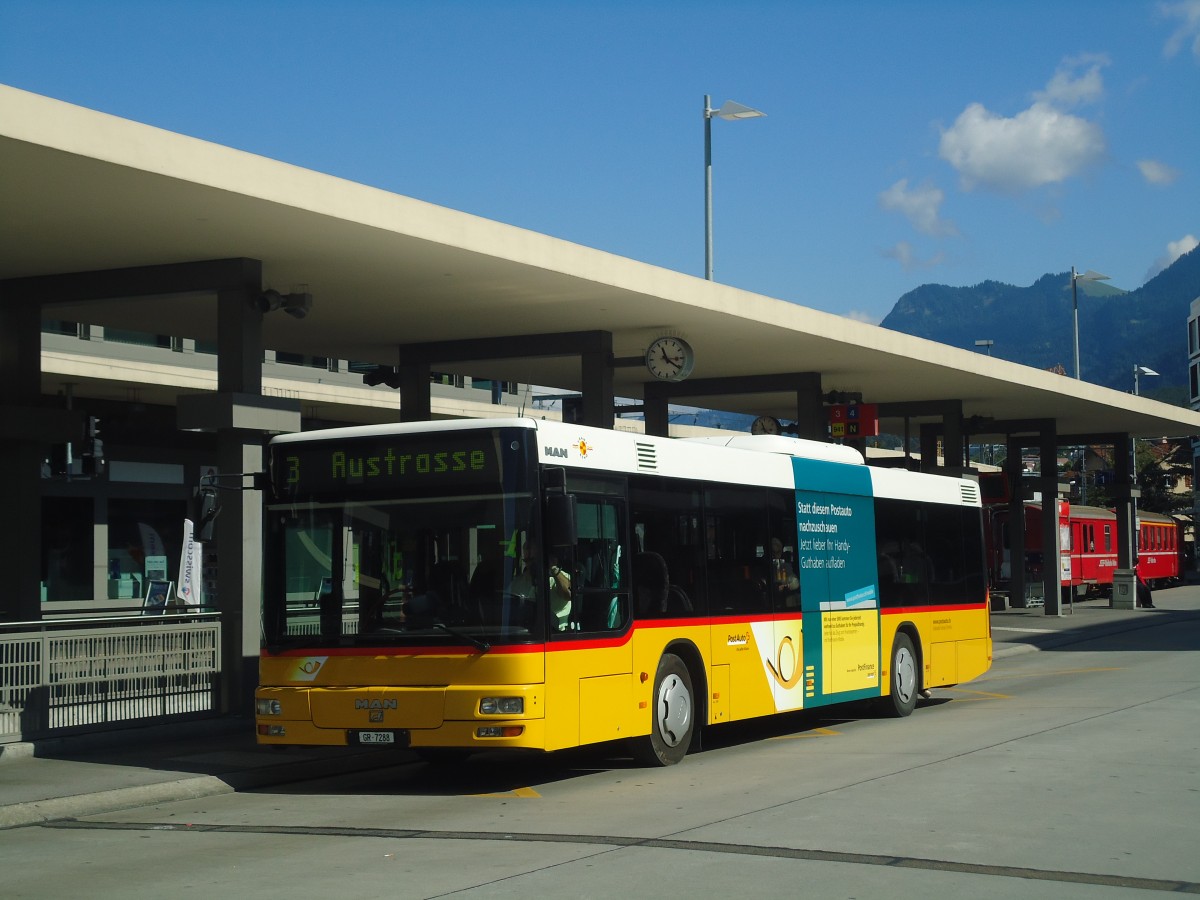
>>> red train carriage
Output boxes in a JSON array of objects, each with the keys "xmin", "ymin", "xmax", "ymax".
[
  {"xmin": 985, "ymin": 501, "xmax": 1180, "ymax": 602},
  {"xmin": 1067, "ymin": 505, "xmax": 1180, "ymax": 589},
  {"xmin": 984, "ymin": 500, "xmax": 1070, "ymax": 606},
  {"xmin": 1135, "ymin": 511, "xmax": 1182, "ymax": 587}
]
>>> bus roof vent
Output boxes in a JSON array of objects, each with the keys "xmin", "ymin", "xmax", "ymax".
[
  {"xmin": 636, "ymin": 442, "xmax": 658, "ymax": 471},
  {"xmin": 961, "ymin": 481, "xmax": 981, "ymax": 505}
]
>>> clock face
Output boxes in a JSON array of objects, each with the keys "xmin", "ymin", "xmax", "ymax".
[
  {"xmin": 646, "ymin": 336, "xmax": 695, "ymax": 382},
  {"xmin": 751, "ymin": 415, "xmax": 782, "ymax": 435}
]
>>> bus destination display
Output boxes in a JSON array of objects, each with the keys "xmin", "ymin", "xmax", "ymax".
[{"xmin": 272, "ymin": 431, "xmax": 506, "ymax": 497}]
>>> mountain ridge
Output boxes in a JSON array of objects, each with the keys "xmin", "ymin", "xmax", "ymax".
[{"xmin": 879, "ymin": 245, "xmax": 1200, "ymax": 400}]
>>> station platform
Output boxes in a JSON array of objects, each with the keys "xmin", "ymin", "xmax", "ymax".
[{"xmin": 2, "ymin": 586, "xmax": 1196, "ymax": 831}]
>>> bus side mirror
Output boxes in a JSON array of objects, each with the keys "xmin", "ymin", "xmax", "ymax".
[
  {"xmin": 546, "ymin": 494, "xmax": 578, "ymax": 548},
  {"xmin": 543, "ymin": 467, "xmax": 577, "ymax": 547},
  {"xmin": 193, "ymin": 487, "xmax": 220, "ymax": 542}
]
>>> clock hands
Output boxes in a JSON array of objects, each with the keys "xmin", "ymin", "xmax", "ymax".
[{"xmin": 645, "ymin": 336, "xmax": 694, "ymax": 382}]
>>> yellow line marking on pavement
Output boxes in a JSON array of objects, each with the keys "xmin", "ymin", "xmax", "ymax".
[
  {"xmin": 771, "ymin": 726, "xmax": 841, "ymax": 740},
  {"xmin": 937, "ymin": 687, "xmax": 1011, "ymax": 700},
  {"xmin": 472, "ymin": 787, "xmax": 541, "ymax": 799}
]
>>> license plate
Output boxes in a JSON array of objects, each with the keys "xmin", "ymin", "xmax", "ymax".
[{"xmin": 354, "ymin": 730, "xmax": 397, "ymax": 745}]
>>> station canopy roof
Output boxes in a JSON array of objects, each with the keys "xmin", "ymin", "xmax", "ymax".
[{"xmin": 4, "ymin": 84, "xmax": 1199, "ymax": 440}]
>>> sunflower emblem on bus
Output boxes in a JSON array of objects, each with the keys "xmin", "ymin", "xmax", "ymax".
[{"xmin": 573, "ymin": 437, "xmax": 592, "ymax": 459}]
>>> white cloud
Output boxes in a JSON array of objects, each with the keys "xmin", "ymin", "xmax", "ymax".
[
  {"xmin": 939, "ymin": 101, "xmax": 1106, "ymax": 193},
  {"xmin": 1137, "ymin": 158, "xmax": 1180, "ymax": 185},
  {"xmin": 1034, "ymin": 54, "xmax": 1110, "ymax": 107},
  {"xmin": 1144, "ymin": 234, "xmax": 1199, "ymax": 281},
  {"xmin": 843, "ymin": 309, "xmax": 881, "ymax": 325},
  {"xmin": 884, "ymin": 240, "xmax": 916, "ymax": 269},
  {"xmin": 1161, "ymin": 0, "xmax": 1200, "ymax": 61},
  {"xmin": 881, "ymin": 240, "xmax": 945, "ymax": 271},
  {"xmin": 878, "ymin": 178, "xmax": 958, "ymax": 236}
]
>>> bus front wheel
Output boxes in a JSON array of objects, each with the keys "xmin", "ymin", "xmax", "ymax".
[
  {"xmin": 882, "ymin": 633, "xmax": 919, "ymax": 718},
  {"xmin": 632, "ymin": 653, "xmax": 694, "ymax": 766}
]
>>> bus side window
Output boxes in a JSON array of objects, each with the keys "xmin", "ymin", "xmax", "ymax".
[
  {"xmin": 630, "ymin": 476, "xmax": 706, "ymax": 618},
  {"xmin": 705, "ymin": 486, "xmax": 770, "ymax": 615}
]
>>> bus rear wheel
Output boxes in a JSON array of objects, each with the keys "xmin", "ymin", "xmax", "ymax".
[
  {"xmin": 632, "ymin": 653, "xmax": 694, "ymax": 766},
  {"xmin": 881, "ymin": 633, "xmax": 919, "ymax": 718}
]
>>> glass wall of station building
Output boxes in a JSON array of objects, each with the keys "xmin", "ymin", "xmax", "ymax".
[{"xmin": 35, "ymin": 322, "xmax": 523, "ymax": 616}]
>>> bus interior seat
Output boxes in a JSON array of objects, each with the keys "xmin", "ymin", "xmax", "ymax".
[{"xmin": 634, "ymin": 551, "xmax": 669, "ymax": 615}]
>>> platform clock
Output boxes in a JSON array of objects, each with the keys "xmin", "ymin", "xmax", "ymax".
[{"xmin": 645, "ymin": 336, "xmax": 695, "ymax": 382}]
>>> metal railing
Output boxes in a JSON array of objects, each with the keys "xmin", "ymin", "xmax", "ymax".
[{"xmin": 0, "ymin": 613, "xmax": 221, "ymax": 743}]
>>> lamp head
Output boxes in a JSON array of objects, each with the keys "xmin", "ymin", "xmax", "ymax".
[
  {"xmin": 256, "ymin": 289, "xmax": 312, "ymax": 319},
  {"xmin": 710, "ymin": 99, "xmax": 766, "ymax": 121},
  {"xmin": 282, "ymin": 292, "xmax": 312, "ymax": 319}
]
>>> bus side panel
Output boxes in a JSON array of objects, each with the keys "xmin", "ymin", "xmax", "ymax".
[
  {"xmin": 880, "ymin": 608, "xmax": 992, "ymax": 692},
  {"xmin": 709, "ymin": 618, "xmax": 781, "ymax": 721},
  {"xmin": 544, "ymin": 640, "xmax": 633, "ymax": 751}
]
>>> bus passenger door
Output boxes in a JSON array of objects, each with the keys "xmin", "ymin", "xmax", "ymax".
[{"xmin": 546, "ymin": 491, "xmax": 633, "ymax": 749}]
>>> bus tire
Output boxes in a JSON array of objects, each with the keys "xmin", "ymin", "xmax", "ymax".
[
  {"xmin": 882, "ymin": 632, "xmax": 919, "ymax": 718},
  {"xmin": 632, "ymin": 653, "xmax": 694, "ymax": 766}
]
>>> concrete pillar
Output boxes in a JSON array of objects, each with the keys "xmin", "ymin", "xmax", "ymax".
[
  {"xmin": 643, "ymin": 390, "xmax": 670, "ymax": 437},
  {"xmin": 0, "ymin": 299, "xmax": 45, "ymax": 621},
  {"xmin": 944, "ymin": 407, "xmax": 965, "ymax": 473},
  {"xmin": 581, "ymin": 332, "xmax": 614, "ymax": 429},
  {"xmin": 791, "ymin": 373, "xmax": 825, "ymax": 442},
  {"xmin": 1006, "ymin": 435, "xmax": 1026, "ymax": 607},
  {"xmin": 1039, "ymin": 427, "xmax": 1061, "ymax": 616},
  {"xmin": 399, "ymin": 361, "xmax": 432, "ymax": 422},
  {"xmin": 920, "ymin": 424, "xmax": 940, "ymax": 474},
  {"xmin": 1113, "ymin": 435, "xmax": 1137, "ymax": 570},
  {"xmin": 216, "ymin": 283, "xmax": 264, "ymax": 714}
]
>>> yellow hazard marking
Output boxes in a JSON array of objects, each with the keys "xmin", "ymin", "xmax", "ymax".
[
  {"xmin": 472, "ymin": 786, "xmax": 541, "ymax": 799},
  {"xmin": 771, "ymin": 726, "xmax": 841, "ymax": 740},
  {"xmin": 937, "ymin": 687, "xmax": 1011, "ymax": 701}
]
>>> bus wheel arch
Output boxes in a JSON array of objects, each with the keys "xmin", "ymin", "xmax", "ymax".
[
  {"xmin": 631, "ymin": 642, "xmax": 705, "ymax": 766},
  {"xmin": 881, "ymin": 626, "xmax": 921, "ymax": 718}
]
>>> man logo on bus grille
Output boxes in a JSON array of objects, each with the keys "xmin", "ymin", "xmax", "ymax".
[{"xmin": 355, "ymin": 699, "xmax": 398, "ymax": 710}]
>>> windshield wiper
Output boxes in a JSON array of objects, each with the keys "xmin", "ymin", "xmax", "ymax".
[{"xmin": 432, "ymin": 622, "xmax": 491, "ymax": 652}]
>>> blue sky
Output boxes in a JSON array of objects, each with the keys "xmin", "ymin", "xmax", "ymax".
[{"xmin": 2, "ymin": 0, "xmax": 1197, "ymax": 323}]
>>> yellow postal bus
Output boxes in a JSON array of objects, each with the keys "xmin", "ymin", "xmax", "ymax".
[{"xmin": 256, "ymin": 418, "xmax": 991, "ymax": 765}]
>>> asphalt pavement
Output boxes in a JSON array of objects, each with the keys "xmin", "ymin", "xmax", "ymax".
[{"xmin": 3, "ymin": 585, "xmax": 1197, "ymax": 831}]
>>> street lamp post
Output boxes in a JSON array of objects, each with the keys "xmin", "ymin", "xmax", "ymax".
[
  {"xmin": 704, "ymin": 95, "xmax": 766, "ymax": 281},
  {"xmin": 1070, "ymin": 266, "xmax": 1110, "ymax": 380},
  {"xmin": 1133, "ymin": 365, "xmax": 1159, "ymax": 395},
  {"xmin": 974, "ymin": 339, "xmax": 994, "ymax": 356}
]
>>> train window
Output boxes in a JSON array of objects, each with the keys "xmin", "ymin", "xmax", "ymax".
[{"xmin": 1104, "ymin": 524, "xmax": 1112, "ymax": 553}]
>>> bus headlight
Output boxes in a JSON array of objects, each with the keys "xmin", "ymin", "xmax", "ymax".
[
  {"xmin": 480, "ymin": 696, "xmax": 523, "ymax": 715},
  {"xmin": 256, "ymin": 699, "xmax": 282, "ymax": 716}
]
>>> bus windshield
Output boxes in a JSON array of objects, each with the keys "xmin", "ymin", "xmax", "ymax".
[
  {"xmin": 265, "ymin": 492, "xmax": 540, "ymax": 647},
  {"xmin": 262, "ymin": 426, "xmax": 542, "ymax": 648}
]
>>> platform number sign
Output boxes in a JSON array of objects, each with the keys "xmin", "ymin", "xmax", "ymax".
[{"xmin": 828, "ymin": 403, "xmax": 879, "ymax": 438}]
